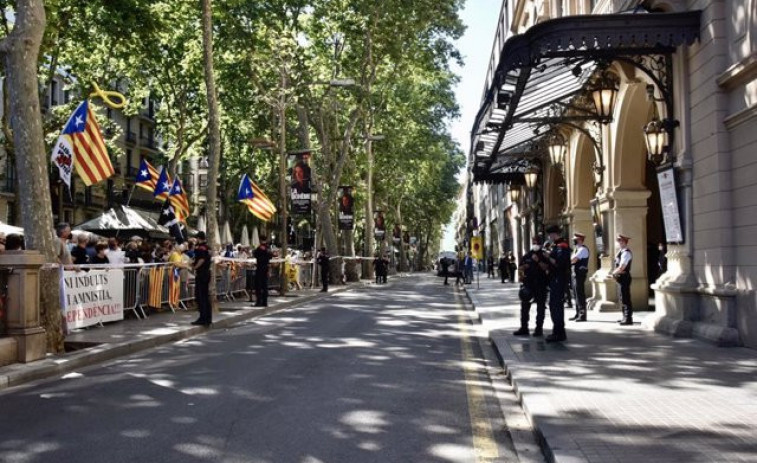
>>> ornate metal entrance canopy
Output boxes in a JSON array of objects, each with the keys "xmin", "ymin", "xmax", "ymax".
[{"xmin": 471, "ymin": 10, "xmax": 701, "ymax": 183}]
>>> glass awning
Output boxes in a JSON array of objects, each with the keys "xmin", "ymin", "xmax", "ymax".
[{"xmin": 470, "ymin": 10, "xmax": 701, "ymax": 182}]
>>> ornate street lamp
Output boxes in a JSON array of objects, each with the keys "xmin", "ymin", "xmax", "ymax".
[
  {"xmin": 508, "ymin": 186, "xmax": 521, "ymax": 204},
  {"xmin": 548, "ymin": 132, "xmax": 567, "ymax": 167},
  {"xmin": 590, "ymin": 73, "xmax": 619, "ymax": 122},
  {"xmin": 524, "ymin": 169, "xmax": 539, "ymax": 190},
  {"xmin": 643, "ymin": 118, "xmax": 667, "ymax": 164}
]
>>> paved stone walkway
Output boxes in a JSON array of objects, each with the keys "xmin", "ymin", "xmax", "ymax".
[{"xmin": 464, "ymin": 276, "xmax": 757, "ymax": 463}]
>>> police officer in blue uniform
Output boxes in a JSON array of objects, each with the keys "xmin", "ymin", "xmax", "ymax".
[
  {"xmin": 513, "ymin": 236, "xmax": 549, "ymax": 337},
  {"xmin": 570, "ymin": 232, "xmax": 590, "ymax": 322},
  {"xmin": 545, "ymin": 225, "xmax": 571, "ymax": 343},
  {"xmin": 612, "ymin": 234, "xmax": 634, "ymax": 325}
]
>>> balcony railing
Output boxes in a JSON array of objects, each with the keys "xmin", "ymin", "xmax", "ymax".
[{"xmin": 141, "ymin": 137, "xmax": 157, "ymax": 150}]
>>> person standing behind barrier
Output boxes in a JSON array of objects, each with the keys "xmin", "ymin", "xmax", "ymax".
[
  {"xmin": 71, "ymin": 233, "xmax": 90, "ymax": 265},
  {"xmin": 91, "ymin": 243, "xmax": 110, "ymax": 264},
  {"xmin": 191, "ymin": 232, "xmax": 212, "ymax": 326},
  {"xmin": 55, "ymin": 223, "xmax": 73, "ymax": 265},
  {"xmin": 570, "ymin": 232, "xmax": 590, "ymax": 322},
  {"xmin": 545, "ymin": 226, "xmax": 571, "ymax": 343},
  {"xmin": 513, "ymin": 236, "xmax": 549, "ymax": 337},
  {"xmin": 317, "ymin": 247, "xmax": 330, "ymax": 292},
  {"xmin": 252, "ymin": 236, "xmax": 272, "ymax": 307}
]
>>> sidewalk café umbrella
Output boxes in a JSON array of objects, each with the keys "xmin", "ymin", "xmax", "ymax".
[
  {"xmin": 251, "ymin": 226, "xmax": 260, "ymax": 247},
  {"xmin": 74, "ymin": 205, "xmax": 170, "ymax": 239},
  {"xmin": 0, "ymin": 220, "xmax": 24, "ymax": 236},
  {"xmin": 212, "ymin": 219, "xmax": 221, "ymax": 247},
  {"xmin": 197, "ymin": 215, "xmax": 206, "ymax": 233},
  {"xmin": 222, "ymin": 221, "xmax": 233, "ymax": 245},
  {"xmin": 240, "ymin": 225, "xmax": 250, "ymax": 247}
]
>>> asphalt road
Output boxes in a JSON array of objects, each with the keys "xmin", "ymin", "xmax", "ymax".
[{"xmin": 0, "ymin": 275, "xmax": 519, "ymax": 463}]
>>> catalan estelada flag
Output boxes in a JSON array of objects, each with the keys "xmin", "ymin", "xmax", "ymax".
[
  {"xmin": 168, "ymin": 266, "xmax": 181, "ymax": 309},
  {"xmin": 51, "ymin": 100, "xmax": 114, "ymax": 187},
  {"xmin": 238, "ymin": 174, "xmax": 276, "ymax": 222},
  {"xmin": 153, "ymin": 166, "xmax": 172, "ymax": 201},
  {"xmin": 148, "ymin": 266, "xmax": 165, "ymax": 309},
  {"xmin": 135, "ymin": 158, "xmax": 160, "ymax": 193},
  {"xmin": 169, "ymin": 178, "xmax": 190, "ymax": 219}
]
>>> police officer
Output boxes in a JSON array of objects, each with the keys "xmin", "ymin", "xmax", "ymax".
[
  {"xmin": 317, "ymin": 247, "xmax": 330, "ymax": 292},
  {"xmin": 570, "ymin": 232, "xmax": 590, "ymax": 322},
  {"xmin": 191, "ymin": 232, "xmax": 212, "ymax": 326},
  {"xmin": 545, "ymin": 225, "xmax": 571, "ymax": 343},
  {"xmin": 252, "ymin": 235, "xmax": 272, "ymax": 307},
  {"xmin": 513, "ymin": 236, "xmax": 549, "ymax": 337},
  {"xmin": 612, "ymin": 234, "xmax": 633, "ymax": 325}
]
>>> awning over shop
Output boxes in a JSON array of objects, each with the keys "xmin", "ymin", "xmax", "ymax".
[{"xmin": 471, "ymin": 9, "xmax": 701, "ymax": 182}]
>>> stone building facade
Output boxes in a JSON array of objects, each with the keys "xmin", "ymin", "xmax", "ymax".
[{"xmin": 460, "ymin": 0, "xmax": 757, "ymax": 347}]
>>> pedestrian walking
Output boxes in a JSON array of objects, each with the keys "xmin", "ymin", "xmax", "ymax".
[
  {"xmin": 570, "ymin": 232, "xmax": 590, "ymax": 322},
  {"xmin": 612, "ymin": 234, "xmax": 634, "ymax": 325},
  {"xmin": 513, "ymin": 236, "xmax": 549, "ymax": 337},
  {"xmin": 317, "ymin": 247, "xmax": 330, "ymax": 292},
  {"xmin": 499, "ymin": 253, "xmax": 509, "ymax": 283},
  {"xmin": 252, "ymin": 236, "xmax": 272, "ymax": 306},
  {"xmin": 373, "ymin": 253, "xmax": 384, "ymax": 284},
  {"xmin": 441, "ymin": 257, "xmax": 451, "ymax": 285},
  {"xmin": 191, "ymin": 231, "xmax": 212, "ymax": 326},
  {"xmin": 545, "ymin": 226, "xmax": 571, "ymax": 343},
  {"xmin": 487, "ymin": 255, "xmax": 495, "ymax": 278},
  {"xmin": 507, "ymin": 251, "xmax": 517, "ymax": 283}
]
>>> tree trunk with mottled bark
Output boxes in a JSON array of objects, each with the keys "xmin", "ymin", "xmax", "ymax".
[
  {"xmin": 1, "ymin": 0, "xmax": 64, "ymax": 352},
  {"xmin": 201, "ymin": 0, "xmax": 220, "ymax": 312}
]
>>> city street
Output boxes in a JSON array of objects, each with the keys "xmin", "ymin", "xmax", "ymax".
[{"xmin": 0, "ymin": 276, "xmax": 525, "ymax": 463}]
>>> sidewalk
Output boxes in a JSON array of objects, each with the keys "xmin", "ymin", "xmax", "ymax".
[
  {"xmin": 0, "ymin": 282, "xmax": 366, "ymax": 391},
  {"xmin": 464, "ymin": 277, "xmax": 757, "ymax": 463}
]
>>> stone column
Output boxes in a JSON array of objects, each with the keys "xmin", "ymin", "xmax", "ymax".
[{"xmin": 0, "ymin": 251, "xmax": 47, "ymax": 363}]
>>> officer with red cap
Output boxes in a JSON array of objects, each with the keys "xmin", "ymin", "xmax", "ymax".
[{"xmin": 612, "ymin": 234, "xmax": 634, "ymax": 325}]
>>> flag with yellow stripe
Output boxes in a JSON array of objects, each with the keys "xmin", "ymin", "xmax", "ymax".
[
  {"xmin": 238, "ymin": 174, "xmax": 276, "ymax": 222},
  {"xmin": 54, "ymin": 100, "xmax": 115, "ymax": 186},
  {"xmin": 148, "ymin": 266, "xmax": 165, "ymax": 309}
]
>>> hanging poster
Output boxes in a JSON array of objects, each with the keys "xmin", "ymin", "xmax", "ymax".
[
  {"xmin": 62, "ymin": 268, "xmax": 124, "ymax": 332},
  {"xmin": 289, "ymin": 150, "xmax": 312, "ymax": 215},
  {"xmin": 374, "ymin": 210, "xmax": 386, "ymax": 241},
  {"xmin": 657, "ymin": 167, "xmax": 683, "ymax": 243},
  {"xmin": 338, "ymin": 186, "xmax": 354, "ymax": 230}
]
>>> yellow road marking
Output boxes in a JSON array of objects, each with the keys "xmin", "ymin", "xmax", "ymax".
[{"xmin": 455, "ymin": 291, "xmax": 499, "ymax": 462}]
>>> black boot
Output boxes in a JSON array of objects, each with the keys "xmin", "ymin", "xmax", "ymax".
[
  {"xmin": 513, "ymin": 327, "xmax": 530, "ymax": 336},
  {"xmin": 532, "ymin": 327, "xmax": 543, "ymax": 337}
]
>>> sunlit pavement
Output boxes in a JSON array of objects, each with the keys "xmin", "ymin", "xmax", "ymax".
[
  {"xmin": 466, "ymin": 276, "xmax": 757, "ymax": 463},
  {"xmin": 0, "ymin": 275, "xmax": 524, "ymax": 463}
]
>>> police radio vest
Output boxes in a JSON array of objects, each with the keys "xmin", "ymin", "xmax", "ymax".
[{"xmin": 615, "ymin": 248, "xmax": 632, "ymax": 273}]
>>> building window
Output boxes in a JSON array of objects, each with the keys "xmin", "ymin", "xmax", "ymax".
[
  {"xmin": 64, "ymin": 89, "xmax": 71, "ymax": 104},
  {"xmin": 199, "ymin": 174, "xmax": 208, "ymax": 190},
  {"xmin": 6, "ymin": 202, "xmax": 15, "ymax": 225},
  {"xmin": 107, "ymin": 107, "xmax": 112, "ymax": 120},
  {"xmin": 64, "ymin": 210, "xmax": 73, "ymax": 224},
  {"xmin": 126, "ymin": 149, "xmax": 133, "ymax": 174},
  {"xmin": 51, "ymin": 80, "xmax": 58, "ymax": 106}
]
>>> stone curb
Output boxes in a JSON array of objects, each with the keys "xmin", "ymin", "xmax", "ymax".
[
  {"xmin": 0, "ymin": 281, "xmax": 369, "ymax": 392},
  {"xmin": 464, "ymin": 286, "xmax": 570, "ymax": 463}
]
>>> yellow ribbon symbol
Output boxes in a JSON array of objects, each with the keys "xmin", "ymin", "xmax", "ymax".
[{"xmin": 89, "ymin": 82, "xmax": 127, "ymax": 109}]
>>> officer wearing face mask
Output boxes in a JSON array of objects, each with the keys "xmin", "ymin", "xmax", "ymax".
[
  {"xmin": 612, "ymin": 234, "xmax": 633, "ymax": 325},
  {"xmin": 570, "ymin": 232, "xmax": 590, "ymax": 322},
  {"xmin": 513, "ymin": 235, "xmax": 549, "ymax": 337},
  {"xmin": 545, "ymin": 225, "xmax": 571, "ymax": 343}
]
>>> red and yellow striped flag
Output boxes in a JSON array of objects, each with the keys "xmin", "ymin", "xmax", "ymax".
[
  {"xmin": 168, "ymin": 266, "xmax": 181, "ymax": 309},
  {"xmin": 238, "ymin": 174, "xmax": 276, "ymax": 222},
  {"xmin": 56, "ymin": 100, "xmax": 114, "ymax": 186},
  {"xmin": 169, "ymin": 178, "xmax": 190, "ymax": 219},
  {"xmin": 148, "ymin": 266, "xmax": 165, "ymax": 309}
]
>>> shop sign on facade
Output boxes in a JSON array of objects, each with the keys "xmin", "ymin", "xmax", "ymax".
[{"xmin": 657, "ymin": 167, "xmax": 683, "ymax": 244}]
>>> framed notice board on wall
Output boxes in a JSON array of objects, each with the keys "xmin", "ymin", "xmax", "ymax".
[{"xmin": 657, "ymin": 166, "xmax": 684, "ymax": 244}]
